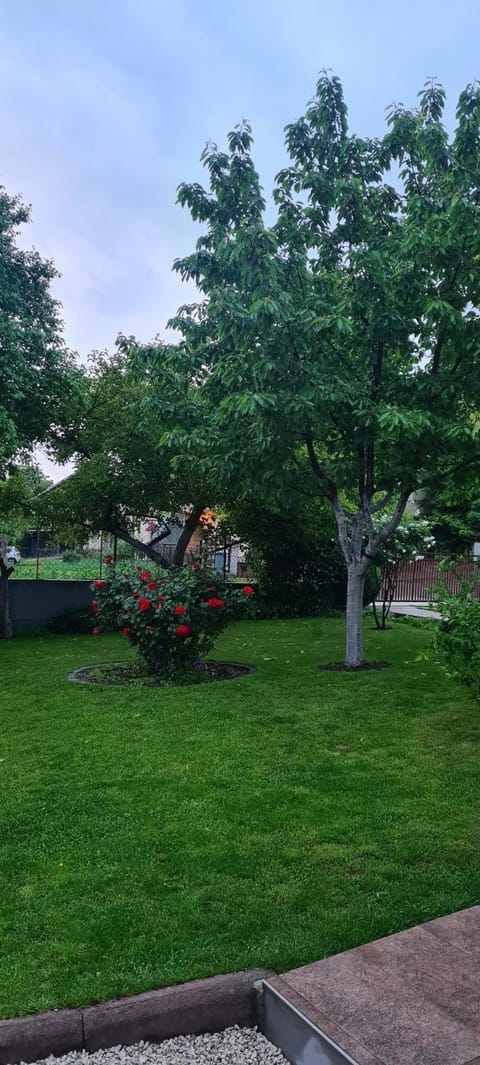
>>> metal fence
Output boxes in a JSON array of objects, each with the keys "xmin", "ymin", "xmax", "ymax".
[{"xmin": 380, "ymin": 557, "xmax": 480, "ymax": 602}]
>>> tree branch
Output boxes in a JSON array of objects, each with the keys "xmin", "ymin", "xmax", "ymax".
[
  {"xmin": 104, "ymin": 524, "xmax": 170, "ymax": 568},
  {"xmin": 375, "ymin": 490, "xmax": 412, "ymax": 546},
  {"xmin": 304, "ymin": 436, "xmax": 337, "ymax": 500}
]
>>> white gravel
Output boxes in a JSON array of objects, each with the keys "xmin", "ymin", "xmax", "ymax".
[{"xmin": 21, "ymin": 1027, "xmax": 289, "ymax": 1065}]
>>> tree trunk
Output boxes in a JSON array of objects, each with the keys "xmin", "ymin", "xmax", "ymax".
[
  {"xmin": 0, "ymin": 559, "xmax": 14, "ymax": 640},
  {"xmin": 345, "ymin": 563, "xmax": 366, "ymax": 667},
  {"xmin": 172, "ymin": 503, "xmax": 205, "ymax": 567}
]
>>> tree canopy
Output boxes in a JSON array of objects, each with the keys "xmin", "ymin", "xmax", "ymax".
[
  {"xmin": 0, "ymin": 185, "xmax": 78, "ymax": 470},
  {"xmin": 42, "ymin": 343, "xmax": 218, "ymax": 566},
  {"xmin": 164, "ymin": 73, "xmax": 480, "ymax": 665}
]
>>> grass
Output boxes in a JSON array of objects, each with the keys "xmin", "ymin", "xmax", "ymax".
[
  {"xmin": 11, "ymin": 557, "xmax": 102, "ymax": 580},
  {"xmin": 1, "ymin": 616, "xmax": 479, "ymax": 1018}
]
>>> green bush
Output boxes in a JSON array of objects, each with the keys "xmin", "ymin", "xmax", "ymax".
[
  {"xmin": 62, "ymin": 550, "xmax": 82, "ymax": 563},
  {"xmin": 48, "ymin": 606, "xmax": 95, "ymax": 634},
  {"xmin": 436, "ymin": 566, "xmax": 480, "ymax": 698},
  {"xmin": 435, "ymin": 578, "xmax": 480, "ymax": 700},
  {"xmin": 92, "ymin": 563, "xmax": 256, "ymax": 678}
]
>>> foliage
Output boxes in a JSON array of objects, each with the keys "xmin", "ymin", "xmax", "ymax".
[
  {"xmin": 435, "ymin": 561, "xmax": 480, "ymax": 699},
  {"xmin": 372, "ymin": 513, "xmax": 435, "ymax": 628},
  {"xmin": 167, "ymin": 73, "xmax": 480, "ymax": 665},
  {"xmin": 0, "ymin": 185, "xmax": 78, "ymax": 470},
  {"xmin": 0, "ymin": 463, "xmax": 51, "ymax": 543},
  {"xmin": 231, "ymin": 495, "xmax": 345, "ymax": 617},
  {"xmin": 1, "ymin": 619, "xmax": 479, "ymax": 1016},
  {"xmin": 92, "ymin": 562, "xmax": 256, "ymax": 677},
  {"xmin": 420, "ymin": 478, "xmax": 480, "ymax": 555}
]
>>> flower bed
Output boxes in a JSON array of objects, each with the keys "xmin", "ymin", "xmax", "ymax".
[{"xmin": 91, "ymin": 561, "xmax": 255, "ymax": 680}]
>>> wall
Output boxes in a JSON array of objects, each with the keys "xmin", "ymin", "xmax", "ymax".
[{"xmin": 9, "ymin": 580, "xmax": 93, "ymax": 632}]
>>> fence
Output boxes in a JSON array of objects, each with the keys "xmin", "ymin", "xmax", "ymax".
[{"xmin": 380, "ymin": 557, "xmax": 480, "ymax": 602}]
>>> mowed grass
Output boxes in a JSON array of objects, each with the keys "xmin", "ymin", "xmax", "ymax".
[{"xmin": 1, "ymin": 616, "xmax": 479, "ymax": 1018}]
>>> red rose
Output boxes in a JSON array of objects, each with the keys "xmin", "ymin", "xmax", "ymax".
[
  {"xmin": 146, "ymin": 625, "xmax": 154, "ymax": 633},
  {"xmin": 92, "ymin": 628, "xmax": 100, "ymax": 636},
  {"xmin": 175, "ymin": 624, "xmax": 191, "ymax": 637},
  {"xmin": 140, "ymin": 571, "xmax": 151, "ymax": 580},
  {"xmin": 94, "ymin": 580, "xmax": 104, "ymax": 589},
  {"xmin": 147, "ymin": 581, "xmax": 157, "ymax": 591},
  {"xmin": 133, "ymin": 591, "xmax": 139, "ymax": 599},
  {"xmin": 139, "ymin": 597, "xmax": 149, "ymax": 612},
  {"xmin": 91, "ymin": 600, "xmax": 98, "ymax": 613},
  {"xmin": 121, "ymin": 626, "xmax": 129, "ymax": 636},
  {"xmin": 242, "ymin": 585, "xmax": 254, "ymax": 596},
  {"xmin": 104, "ymin": 555, "xmax": 113, "ymax": 564},
  {"xmin": 174, "ymin": 604, "xmax": 186, "ymax": 616},
  {"xmin": 207, "ymin": 597, "xmax": 224, "ymax": 609},
  {"xmin": 158, "ymin": 595, "xmax": 164, "ymax": 600},
  {"xmin": 154, "ymin": 602, "xmax": 163, "ymax": 610}
]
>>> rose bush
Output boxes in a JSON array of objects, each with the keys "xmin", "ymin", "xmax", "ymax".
[{"xmin": 91, "ymin": 565, "xmax": 256, "ymax": 679}]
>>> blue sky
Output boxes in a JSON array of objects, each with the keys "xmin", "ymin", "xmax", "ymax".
[
  {"xmin": 1, "ymin": 0, "xmax": 479, "ymax": 475},
  {"xmin": 1, "ymin": 0, "xmax": 479, "ymax": 356}
]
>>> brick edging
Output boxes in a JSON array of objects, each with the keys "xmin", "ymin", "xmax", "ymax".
[{"xmin": 0, "ymin": 969, "xmax": 269, "ymax": 1065}]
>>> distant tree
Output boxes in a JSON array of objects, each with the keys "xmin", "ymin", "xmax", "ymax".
[
  {"xmin": 371, "ymin": 514, "xmax": 435, "ymax": 629},
  {"xmin": 170, "ymin": 74, "xmax": 480, "ymax": 667}
]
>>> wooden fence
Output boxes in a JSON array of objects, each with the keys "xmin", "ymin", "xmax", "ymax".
[{"xmin": 380, "ymin": 558, "xmax": 480, "ymax": 602}]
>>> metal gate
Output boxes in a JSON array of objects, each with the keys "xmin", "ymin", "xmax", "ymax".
[{"xmin": 380, "ymin": 558, "xmax": 480, "ymax": 602}]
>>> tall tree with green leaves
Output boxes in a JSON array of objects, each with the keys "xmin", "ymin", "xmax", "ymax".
[
  {"xmin": 0, "ymin": 182, "xmax": 78, "ymax": 637},
  {"xmin": 168, "ymin": 73, "xmax": 480, "ymax": 666},
  {"xmin": 0, "ymin": 184, "xmax": 77, "ymax": 469}
]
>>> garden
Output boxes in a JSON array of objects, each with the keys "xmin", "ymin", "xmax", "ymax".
[
  {"xmin": 1, "ymin": 613, "xmax": 479, "ymax": 1017},
  {"xmin": 2, "ymin": 69, "xmax": 480, "ymax": 1030}
]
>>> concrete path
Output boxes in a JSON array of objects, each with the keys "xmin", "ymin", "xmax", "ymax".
[
  {"xmin": 375, "ymin": 601, "xmax": 441, "ymax": 620},
  {"xmin": 264, "ymin": 905, "xmax": 480, "ymax": 1065}
]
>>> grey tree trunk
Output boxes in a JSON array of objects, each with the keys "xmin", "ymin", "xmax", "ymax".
[
  {"xmin": 345, "ymin": 563, "xmax": 366, "ymax": 667},
  {"xmin": 0, "ymin": 559, "xmax": 13, "ymax": 640}
]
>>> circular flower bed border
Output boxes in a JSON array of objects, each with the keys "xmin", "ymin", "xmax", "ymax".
[{"xmin": 68, "ymin": 661, "xmax": 256, "ymax": 687}]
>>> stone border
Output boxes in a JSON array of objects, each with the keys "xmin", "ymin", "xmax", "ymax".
[
  {"xmin": 67, "ymin": 662, "xmax": 256, "ymax": 686},
  {"xmin": 0, "ymin": 969, "xmax": 269, "ymax": 1065}
]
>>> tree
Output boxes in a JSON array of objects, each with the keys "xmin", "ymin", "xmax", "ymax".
[
  {"xmin": 169, "ymin": 74, "xmax": 480, "ymax": 666},
  {"xmin": 0, "ymin": 184, "xmax": 77, "ymax": 470},
  {"xmin": 0, "ymin": 182, "xmax": 77, "ymax": 638},
  {"xmin": 419, "ymin": 476, "xmax": 480, "ymax": 554},
  {"xmin": 42, "ymin": 345, "xmax": 216, "ymax": 566},
  {"xmin": 371, "ymin": 513, "xmax": 435, "ymax": 629}
]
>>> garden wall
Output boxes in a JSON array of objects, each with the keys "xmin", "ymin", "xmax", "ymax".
[{"xmin": 10, "ymin": 580, "xmax": 92, "ymax": 632}]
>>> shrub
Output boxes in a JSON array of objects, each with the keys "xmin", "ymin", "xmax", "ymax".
[
  {"xmin": 48, "ymin": 606, "xmax": 95, "ymax": 634},
  {"xmin": 92, "ymin": 564, "xmax": 256, "ymax": 678},
  {"xmin": 435, "ymin": 569, "xmax": 480, "ymax": 700},
  {"xmin": 62, "ymin": 550, "xmax": 83, "ymax": 563}
]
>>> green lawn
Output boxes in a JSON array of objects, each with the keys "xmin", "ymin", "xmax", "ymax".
[{"xmin": 1, "ymin": 616, "xmax": 479, "ymax": 1018}]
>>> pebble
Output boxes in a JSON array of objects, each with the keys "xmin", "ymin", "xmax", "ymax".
[{"xmin": 19, "ymin": 1026, "xmax": 289, "ymax": 1065}]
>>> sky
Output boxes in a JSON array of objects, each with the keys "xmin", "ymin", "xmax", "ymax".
[{"xmin": 1, "ymin": 0, "xmax": 479, "ymax": 478}]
